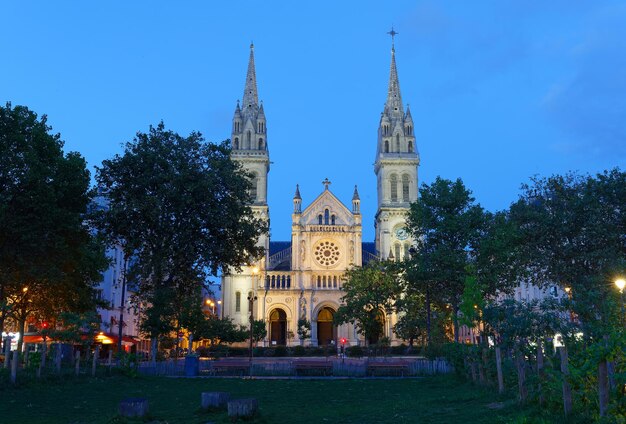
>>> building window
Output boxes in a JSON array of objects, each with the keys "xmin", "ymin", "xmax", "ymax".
[
  {"xmin": 402, "ymin": 175, "xmax": 410, "ymax": 202},
  {"xmin": 324, "ymin": 209, "xmax": 330, "ymax": 225},
  {"xmin": 258, "ymin": 138, "xmax": 264, "ymax": 150},
  {"xmin": 390, "ymin": 174, "xmax": 398, "ymax": 202},
  {"xmin": 246, "ymin": 130, "xmax": 251, "ymax": 148},
  {"xmin": 408, "ymin": 140, "xmax": 413, "ymax": 153},
  {"xmin": 394, "ymin": 244, "xmax": 401, "ymax": 262},
  {"xmin": 384, "ymin": 140, "xmax": 389, "ymax": 153},
  {"xmin": 250, "ymin": 173, "xmax": 258, "ymax": 201},
  {"xmin": 234, "ymin": 138, "xmax": 239, "ymax": 149},
  {"xmin": 404, "ymin": 243, "xmax": 411, "ymax": 260},
  {"xmin": 331, "ymin": 215, "xmax": 336, "ymax": 225},
  {"xmin": 318, "ymin": 214, "xmax": 323, "ymax": 225},
  {"xmin": 236, "ymin": 292, "xmax": 241, "ymax": 312},
  {"xmin": 317, "ymin": 276, "xmax": 321, "ymax": 288},
  {"xmin": 396, "ymin": 134, "xmax": 400, "ymax": 152}
]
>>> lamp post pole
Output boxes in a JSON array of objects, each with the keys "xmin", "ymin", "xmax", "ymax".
[{"xmin": 615, "ymin": 278, "xmax": 626, "ymax": 326}]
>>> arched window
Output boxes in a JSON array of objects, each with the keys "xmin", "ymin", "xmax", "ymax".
[
  {"xmin": 234, "ymin": 138, "xmax": 239, "ymax": 149},
  {"xmin": 396, "ymin": 134, "xmax": 400, "ymax": 152},
  {"xmin": 235, "ymin": 292, "xmax": 241, "ymax": 312},
  {"xmin": 402, "ymin": 174, "xmax": 410, "ymax": 202},
  {"xmin": 258, "ymin": 138, "xmax": 264, "ymax": 150},
  {"xmin": 331, "ymin": 215, "xmax": 336, "ymax": 225},
  {"xmin": 390, "ymin": 174, "xmax": 398, "ymax": 202},
  {"xmin": 384, "ymin": 140, "xmax": 389, "ymax": 153},
  {"xmin": 333, "ymin": 276, "xmax": 337, "ymax": 288},
  {"xmin": 318, "ymin": 214, "xmax": 323, "ymax": 225},
  {"xmin": 394, "ymin": 244, "xmax": 401, "ymax": 262},
  {"xmin": 246, "ymin": 130, "xmax": 251, "ymax": 149},
  {"xmin": 250, "ymin": 173, "xmax": 258, "ymax": 201},
  {"xmin": 404, "ymin": 243, "xmax": 411, "ymax": 260},
  {"xmin": 317, "ymin": 276, "xmax": 321, "ymax": 288},
  {"xmin": 408, "ymin": 140, "xmax": 413, "ymax": 153},
  {"xmin": 324, "ymin": 209, "xmax": 330, "ymax": 225}
]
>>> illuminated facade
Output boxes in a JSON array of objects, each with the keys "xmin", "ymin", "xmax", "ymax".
[{"xmin": 221, "ymin": 40, "xmax": 419, "ymax": 346}]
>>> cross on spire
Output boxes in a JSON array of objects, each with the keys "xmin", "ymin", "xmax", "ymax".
[
  {"xmin": 387, "ymin": 26, "xmax": 398, "ymax": 46},
  {"xmin": 322, "ymin": 178, "xmax": 331, "ymax": 190}
]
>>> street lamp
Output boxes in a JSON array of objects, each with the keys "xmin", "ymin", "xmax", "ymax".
[
  {"xmin": 247, "ymin": 293, "xmax": 257, "ymax": 372},
  {"xmin": 217, "ymin": 300, "xmax": 222, "ymax": 319}
]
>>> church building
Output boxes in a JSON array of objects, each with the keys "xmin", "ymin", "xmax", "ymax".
[{"xmin": 221, "ymin": 36, "xmax": 420, "ymax": 347}]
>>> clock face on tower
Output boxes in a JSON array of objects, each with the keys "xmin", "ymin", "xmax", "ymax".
[{"xmin": 395, "ymin": 227, "xmax": 408, "ymax": 240}]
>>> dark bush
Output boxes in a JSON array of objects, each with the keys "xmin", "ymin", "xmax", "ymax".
[
  {"xmin": 274, "ymin": 346, "xmax": 288, "ymax": 357},
  {"xmin": 347, "ymin": 345, "xmax": 364, "ymax": 358},
  {"xmin": 292, "ymin": 345, "xmax": 306, "ymax": 356}
]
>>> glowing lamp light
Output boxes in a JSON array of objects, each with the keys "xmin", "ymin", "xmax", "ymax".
[{"xmin": 615, "ymin": 278, "xmax": 626, "ymax": 292}]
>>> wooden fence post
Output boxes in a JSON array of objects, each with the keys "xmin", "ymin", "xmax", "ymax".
[
  {"xmin": 559, "ymin": 346, "xmax": 572, "ymax": 416},
  {"xmin": 75, "ymin": 351, "xmax": 80, "ymax": 376},
  {"xmin": 55, "ymin": 344, "xmax": 62, "ymax": 374},
  {"xmin": 92, "ymin": 346, "xmax": 100, "ymax": 377},
  {"xmin": 599, "ymin": 360, "xmax": 609, "ymax": 417},
  {"xmin": 537, "ymin": 341, "xmax": 544, "ymax": 406},
  {"xmin": 516, "ymin": 349, "xmax": 527, "ymax": 403},
  {"xmin": 10, "ymin": 350, "xmax": 19, "ymax": 384},
  {"xmin": 3, "ymin": 338, "xmax": 10, "ymax": 369},
  {"xmin": 495, "ymin": 346, "xmax": 504, "ymax": 394}
]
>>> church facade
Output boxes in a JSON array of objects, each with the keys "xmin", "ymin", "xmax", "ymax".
[{"xmin": 221, "ymin": 39, "xmax": 420, "ymax": 347}]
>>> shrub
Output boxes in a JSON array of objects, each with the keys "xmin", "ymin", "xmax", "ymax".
[
  {"xmin": 293, "ymin": 345, "xmax": 306, "ymax": 356},
  {"xmin": 347, "ymin": 345, "xmax": 364, "ymax": 358},
  {"xmin": 274, "ymin": 345, "xmax": 288, "ymax": 357}
]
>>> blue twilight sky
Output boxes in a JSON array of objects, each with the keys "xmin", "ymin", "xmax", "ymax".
[{"xmin": 1, "ymin": 1, "xmax": 625, "ymax": 242}]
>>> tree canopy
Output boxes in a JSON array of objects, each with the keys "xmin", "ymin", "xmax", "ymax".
[
  {"xmin": 0, "ymin": 103, "xmax": 106, "ymax": 350},
  {"xmin": 95, "ymin": 122, "xmax": 267, "ymax": 357}
]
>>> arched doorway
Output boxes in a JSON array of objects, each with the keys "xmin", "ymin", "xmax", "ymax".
[
  {"xmin": 317, "ymin": 307, "xmax": 336, "ymax": 346},
  {"xmin": 269, "ymin": 309, "xmax": 287, "ymax": 345},
  {"xmin": 367, "ymin": 310, "xmax": 385, "ymax": 345}
]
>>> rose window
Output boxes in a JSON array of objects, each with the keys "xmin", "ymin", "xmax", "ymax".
[{"xmin": 314, "ymin": 241, "xmax": 340, "ymax": 266}]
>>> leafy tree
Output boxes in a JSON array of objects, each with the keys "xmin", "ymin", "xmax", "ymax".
[
  {"xmin": 509, "ymin": 170, "xmax": 626, "ymax": 339},
  {"xmin": 95, "ymin": 122, "xmax": 267, "ymax": 361},
  {"xmin": 406, "ymin": 177, "xmax": 485, "ymax": 342},
  {"xmin": 393, "ymin": 290, "xmax": 427, "ymax": 347},
  {"xmin": 297, "ymin": 318, "xmax": 311, "ymax": 343},
  {"xmin": 0, "ymin": 103, "xmax": 107, "ymax": 351},
  {"xmin": 335, "ymin": 262, "xmax": 400, "ymax": 345},
  {"xmin": 251, "ymin": 319, "xmax": 267, "ymax": 347}
]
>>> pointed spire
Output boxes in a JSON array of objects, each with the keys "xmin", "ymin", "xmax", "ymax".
[
  {"xmin": 258, "ymin": 101, "xmax": 265, "ymax": 118},
  {"xmin": 385, "ymin": 31, "xmax": 403, "ymax": 116},
  {"xmin": 352, "ymin": 185, "xmax": 360, "ymax": 200},
  {"xmin": 405, "ymin": 104, "xmax": 412, "ymax": 120},
  {"xmin": 294, "ymin": 184, "xmax": 301, "ymax": 200},
  {"xmin": 242, "ymin": 43, "xmax": 258, "ymax": 109}
]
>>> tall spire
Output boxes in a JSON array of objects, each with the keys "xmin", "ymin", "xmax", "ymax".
[
  {"xmin": 385, "ymin": 28, "xmax": 403, "ymax": 116},
  {"xmin": 242, "ymin": 43, "xmax": 258, "ymax": 109}
]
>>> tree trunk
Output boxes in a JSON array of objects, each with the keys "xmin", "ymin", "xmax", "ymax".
[
  {"xmin": 150, "ymin": 337, "xmax": 158, "ymax": 367},
  {"xmin": 599, "ymin": 360, "xmax": 609, "ymax": 417},
  {"xmin": 537, "ymin": 341, "xmax": 545, "ymax": 406},
  {"xmin": 495, "ymin": 346, "xmax": 504, "ymax": 394},
  {"xmin": 425, "ymin": 287, "xmax": 431, "ymax": 345},
  {"xmin": 515, "ymin": 348, "xmax": 527, "ymax": 403},
  {"xmin": 10, "ymin": 350, "xmax": 18, "ymax": 384},
  {"xmin": 452, "ymin": 303, "xmax": 459, "ymax": 343},
  {"xmin": 16, "ymin": 316, "xmax": 26, "ymax": 353},
  {"xmin": 559, "ymin": 346, "xmax": 572, "ymax": 416}
]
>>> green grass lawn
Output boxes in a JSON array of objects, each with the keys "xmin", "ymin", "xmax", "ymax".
[{"xmin": 0, "ymin": 375, "xmax": 574, "ymax": 424}]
